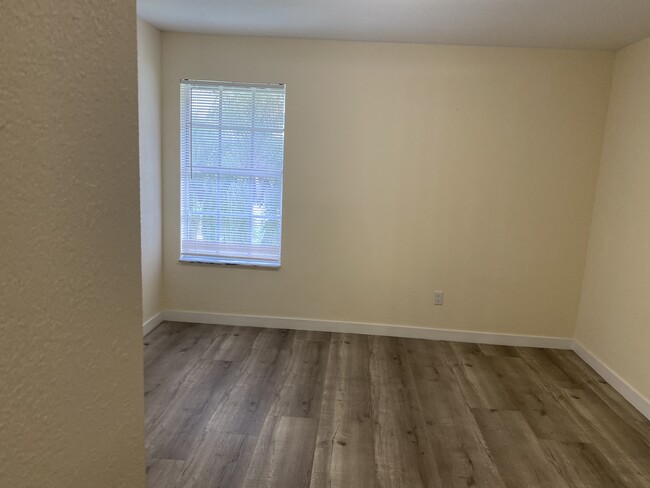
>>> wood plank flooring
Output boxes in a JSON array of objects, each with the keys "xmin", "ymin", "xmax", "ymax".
[{"xmin": 144, "ymin": 322, "xmax": 650, "ymax": 488}]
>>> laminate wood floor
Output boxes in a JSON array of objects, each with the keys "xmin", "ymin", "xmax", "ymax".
[{"xmin": 144, "ymin": 322, "xmax": 650, "ymax": 488}]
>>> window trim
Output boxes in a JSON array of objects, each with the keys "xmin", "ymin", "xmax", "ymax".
[{"xmin": 179, "ymin": 79, "xmax": 286, "ymax": 268}]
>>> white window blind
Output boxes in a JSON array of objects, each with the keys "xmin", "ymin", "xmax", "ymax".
[{"xmin": 180, "ymin": 80, "xmax": 286, "ymax": 267}]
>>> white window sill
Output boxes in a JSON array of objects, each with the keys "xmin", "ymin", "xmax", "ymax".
[{"xmin": 179, "ymin": 255, "xmax": 281, "ymax": 269}]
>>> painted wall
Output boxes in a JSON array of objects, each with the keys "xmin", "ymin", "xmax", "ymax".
[
  {"xmin": 161, "ymin": 34, "xmax": 613, "ymax": 338},
  {"xmin": 138, "ymin": 19, "xmax": 164, "ymax": 325},
  {"xmin": 0, "ymin": 2, "xmax": 146, "ymax": 487},
  {"xmin": 576, "ymin": 37, "xmax": 650, "ymax": 403}
]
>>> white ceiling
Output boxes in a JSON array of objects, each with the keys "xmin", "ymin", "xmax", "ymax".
[{"xmin": 137, "ymin": 0, "xmax": 650, "ymax": 50}]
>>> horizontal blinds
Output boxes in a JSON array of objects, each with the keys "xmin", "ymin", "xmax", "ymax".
[{"xmin": 180, "ymin": 81, "xmax": 286, "ymax": 266}]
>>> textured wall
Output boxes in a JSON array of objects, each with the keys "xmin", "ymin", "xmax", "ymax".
[
  {"xmin": 0, "ymin": 2, "xmax": 146, "ymax": 487},
  {"xmin": 162, "ymin": 34, "xmax": 613, "ymax": 338},
  {"xmin": 576, "ymin": 36, "xmax": 650, "ymax": 403},
  {"xmin": 138, "ymin": 19, "xmax": 164, "ymax": 325}
]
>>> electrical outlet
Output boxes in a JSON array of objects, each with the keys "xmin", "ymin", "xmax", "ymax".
[{"xmin": 434, "ymin": 291, "xmax": 444, "ymax": 305}]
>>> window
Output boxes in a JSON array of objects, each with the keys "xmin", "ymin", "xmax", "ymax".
[{"xmin": 180, "ymin": 80, "xmax": 286, "ymax": 267}]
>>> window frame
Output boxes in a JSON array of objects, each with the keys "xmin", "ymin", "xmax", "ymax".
[{"xmin": 178, "ymin": 79, "xmax": 286, "ymax": 268}]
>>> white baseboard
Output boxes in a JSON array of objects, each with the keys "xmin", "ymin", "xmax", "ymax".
[
  {"xmin": 143, "ymin": 311, "xmax": 165, "ymax": 337},
  {"xmin": 162, "ymin": 310, "xmax": 573, "ymax": 350},
  {"xmin": 573, "ymin": 341, "xmax": 650, "ymax": 421}
]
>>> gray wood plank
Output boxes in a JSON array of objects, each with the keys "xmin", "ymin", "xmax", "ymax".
[
  {"xmin": 368, "ymin": 336, "xmax": 443, "ymax": 488},
  {"xmin": 175, "ymin": 430, "xmax": 257, "ymax": 488},
  {"xmin": 484, "ymin": 355, "xmax": 590, "ymax": 443},
  {"xmin": 145, "ymin": 322, "xmax": 223, "ymax": 386},
  {"xmin": 471, "ymin": 408, "xmax": 571, "ymax": 488},
  {"xmin": 539, "ymin": 440, "xmax": 630, "ymax": 488},
  {"xmin": 146, "ymin": 459, "xmax": 185, "ymax": 488},
  {"xmin": 148, "ymin": 360, "xmax": 236, "ymax": 460},
  {"xmin": 309, "ymin": 334, "xmax": 379, "ymax": 488},
  {"xmin": 206, "ymin": 326, "xmax": 262, "ymax": 361},
  {"xmin": 478, "ymin": 343, "xmax": 521, "ymax": 357},
  {"xmin": 242, "ymin": 416, "xmax": 319, "ymax": 488},
  {"xmin": 517, "ymin": 348, "xmax": 587, "ymax": 391},
  {"xmin": 446, "ymin": 342, "xmax": 517, "ymax": 410},
  {"xmin": 270, "ymin": 339, "xmax": 330, "ymax": 418},
  {"xmin": 206, "ymin": 329, "xmax": 296, "ymax": 435},
  {"xmin": 402, "ymin": 339, "xmax": 508, "ymax": 488}
]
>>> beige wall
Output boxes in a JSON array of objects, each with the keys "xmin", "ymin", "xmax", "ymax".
[
  {"xmin": 162, "ymin": 34, "xmax": 613, "ymax": 338},
  {"xmin": 576, "ymin": 37, "xmax": 650, "ymax": 403},
  {"xmin": 0, "ymin": 2, "xmax": 146, "ymax": 487},
  {"xmin": 138, "ymin": 19, "xmax": 164, "ymax": 324}
]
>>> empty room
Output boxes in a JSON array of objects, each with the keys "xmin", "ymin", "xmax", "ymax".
[{"xmin": 2, "ymin": 0, "xmax": 650, "ymax": 487}]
